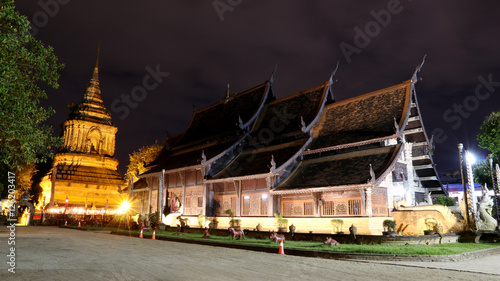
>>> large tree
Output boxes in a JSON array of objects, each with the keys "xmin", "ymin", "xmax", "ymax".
[
  {"xmin": 0, "ymin": 0, "xmax": 63, "ymax": 173},
  {"xmin": 478, "ymin": 111, "xmax": 500, "ymax": 160}
]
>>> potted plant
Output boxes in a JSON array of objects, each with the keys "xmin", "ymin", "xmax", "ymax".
[
  {"xmin": 424, "ymin": 218, "xmax": 437, "ymax": 235},
  {"xmin": 382, "ymin": 219, "xmax": 397, "ymax": 237},
  {"xmin": 149, "ymin": 212, "xmax": 158, "ymax": 230},
  {"xmin": 197, "ymin": 213, "xmax": 206, "ymax": 228},
  {"xmin": 225, "ymin": 209, "xmax": 241, "ymax": 230},
  {"xmin": 176, "ymin": 215, "xmax": 188, "ymax": 228},
  {"xmin": 274, "ymin": 213, "xmax": 288, "ymax": 232},
  {"xmin": 331, "ymin": 219, "xmax": 344, "ymax": 234}
]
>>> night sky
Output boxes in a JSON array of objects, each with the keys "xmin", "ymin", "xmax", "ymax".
[{"xmin": 15, "ymin": 1, "xmax": 500, "ymax": 177}]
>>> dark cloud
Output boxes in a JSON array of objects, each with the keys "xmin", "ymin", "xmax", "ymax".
[{"xmin": 16, "ymin": 0, "xmax": 500, "ymax": 176}]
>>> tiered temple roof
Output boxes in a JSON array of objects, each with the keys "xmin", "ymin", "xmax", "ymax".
[
  {"xmin": 143, "ymin": 81, "xmax": 272, "ymax": 175},
  {"xmin": 275, "ymin": 78, "xmax": 444, "ymax": 194},
  {"xmin": 208, "ymin": 80, "xmax": 332, "ymax": 181}
]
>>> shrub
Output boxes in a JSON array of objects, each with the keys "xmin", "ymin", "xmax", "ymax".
[
  {"xmin": 433, "ymin": 196, "xmax": 456, "ymax": 206},
  {"xmin": 383, "ymin": 220, "xmax": 396, "ymax": 232}
]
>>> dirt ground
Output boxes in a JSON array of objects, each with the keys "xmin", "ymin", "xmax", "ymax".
[{"xmin": 0, "ymin": 226, "xmax": 499, "ymax": 281}]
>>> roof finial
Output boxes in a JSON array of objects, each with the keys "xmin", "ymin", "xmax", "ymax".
[
  {"xmin": 225, "ymin": 83, "xmax": 231, "ymax": 100},
  {"xmin": 411, "ymin": 54, "xmax": 427, "ymax": 84},
  {"xmin": 329, "ymin": 61, "xmax": 339, "ymax": 85},
  {"xmin": 270, "ymin": 64, "xmax": 278, "ymax": 84}
]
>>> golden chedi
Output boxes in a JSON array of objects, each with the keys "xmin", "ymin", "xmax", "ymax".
[{"xmin": 40, "ymin": 47, "xmax": 125, "ymax": 212}]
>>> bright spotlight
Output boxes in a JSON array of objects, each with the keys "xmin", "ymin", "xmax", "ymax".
[
  {"xmin": 466, "ymin": 151, "xmax": 476, "ymax": 164},
  {"xmin": 121, "ymin": 201, "xmax": 130, "ymax": 212}
]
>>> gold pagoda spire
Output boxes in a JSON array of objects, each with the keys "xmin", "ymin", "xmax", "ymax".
[
  {"xmin": 84, "ymin": 43, "xmax": 103, "ymax": 103},
  {"xmin": 92, "ymin": 42, "xmax": 100, "ymax": 81},
  {"xmin": 71, "ymin": 43, "xmax": 112, "ymax": 125}
]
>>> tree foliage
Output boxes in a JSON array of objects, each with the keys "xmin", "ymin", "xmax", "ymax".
[
  {"xmin": 125, "ymin": 143, "xmax": 162, "ymax": 182},
  {"xmin": 0, "ymin": 0, "xmax": 63, "ymax": 171},
  {"xmin": 473, "ymin": 160, "xmax": 495, "ymax": 189},
  {"xmin": 478, "ymin": 111, "xmax": 500, "ymax": 159}
]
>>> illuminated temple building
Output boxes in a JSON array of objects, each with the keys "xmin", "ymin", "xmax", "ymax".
[
  {"xmin": 135, "ymin": 66, "xmax": 446, "ymax": 234},
  {"xmin": 40, "ymin": 49, "xmax": 125, "ymax": 213}
]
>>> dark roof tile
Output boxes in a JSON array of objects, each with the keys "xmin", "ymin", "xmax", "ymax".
[
  {"xmin": 276, "ymin": 144, "xmax": 401, "ymax": 190},
  {"xmin": 310, "ymin": 81, "xmax": 410, "ymax": 149}
]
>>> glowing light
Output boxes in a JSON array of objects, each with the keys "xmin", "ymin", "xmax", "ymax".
[
  {"xmin": 120, "ymin": 201, "xmax": 130, "ymax": 213},
  {"xmin": 261, "ymin": 194, "xmax": 268, "ymax": 199},
  {"xmin": 466, "ymin": 151, "xmax": 476, "ymax": 164},
  {"xmin": 243, "ymin": 196, "xmax": 250, "ymax": 199}
]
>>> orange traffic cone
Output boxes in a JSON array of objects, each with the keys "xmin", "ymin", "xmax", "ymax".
[
  {"xmin": 139, "ymin": 229, "xmax": 143, "ymax": 238},
  {"xmin": 278, "ymin": 240, "xmax": 285, "ymax": 255},
  {"xmin": 65, "ymin": 220, "xmax": 67, "ymax": 226},
  {"xmin": 78, "ymin": 221, "xmax": 81, "ymax": 228},
  {"xmin": 152, "ymin": 229, "xmax": 156, "ymax": 240}
]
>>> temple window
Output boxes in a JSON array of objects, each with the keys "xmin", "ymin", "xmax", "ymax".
[
  {"xmin": 322, "ymin": 200, "xmax": 335, "ymax": 216},
  {"xmin": 303, "ymin": 202, "xmax": 314, "ymax": 216}
]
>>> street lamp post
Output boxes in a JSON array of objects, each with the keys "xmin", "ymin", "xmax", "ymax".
[{"xmin": 458, "ymin": 144, "xmax": 471, "ymax": 230}]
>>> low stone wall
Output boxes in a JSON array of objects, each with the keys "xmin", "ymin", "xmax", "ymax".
[
  {"xmin": 391, "ymin": 205, "xmax": 462, "ymax": 235},
  {"xmin": 168, "ymin": 216, "xmax": 393, "ymax": 235}
]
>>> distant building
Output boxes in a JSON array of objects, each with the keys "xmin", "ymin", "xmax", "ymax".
[
  {"xmin": 40, "ymin": 48, "xmax": 125, "ymax": 214},
  {"xmin": 136, "ymin": 66, "xmax": 446, "ymax": 234}
]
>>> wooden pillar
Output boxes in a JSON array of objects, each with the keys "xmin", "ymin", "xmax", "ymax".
[
  {"xmin": 180, "ymin": 172, "xmax": 185, "ymax": 214},
  {"xmin": 365, "ymin": 186, "xmax": 373, "ymax": 217},
  {"xmin": 267, "ymin": 193, "xmax": 274, "ymax": 217},
  {"xmin": 312, "ymin": 193, "xmax": 321, "ymax": 217},
  {"xmin": 147, "ymin": 177, "xmax": 152, "ymax": 215},
  {"xmin": 235, "ymin": 181, "xmax": 241, "ymax": 217},
  {"xmin": 202, "ymin": 183, "xmax": 207, "ymax": 216},
  {"xmin": 158, "ymin": 170, "xmax": 164, "ymax": 222}
]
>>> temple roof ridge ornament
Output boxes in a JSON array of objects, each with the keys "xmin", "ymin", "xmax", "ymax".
[
  {"xmin": 327, "ymin": 61, "xmax": 339, "ymax": 101},
  {"xmin": 238, "ymin": 115, "xmax": 244, "ymax": 129},
  {"xmin": 270, "ymin": 155, "xmax": 276, "ymax": 173},
  {"xmin": 328, "ymin": 61, "xmax": 339, "ymax": 86},
  {"xmin": 201, "ymin": 150, "xmax": 207, "ymax": 164},
  {"xmin": 269, "ymin": 64, "xmax": 278, "ymax": 84},
  {"xmin": 369, "ymin": 163, "xmax": 376, "ymax": 185},
  {"xmin": 225, "ymin": 83, "xmax": 231, "ymax": 100},
  {"xmin": 394, "ymin": 117, "xmax": 403, "ymax": 140},
  {"xmin": 411, "ymin": 54, "xmax": 427, "ymax": 85},
  {"xmin": 300, "ymin": 116, "xmax": 306, "ymax": 133}
]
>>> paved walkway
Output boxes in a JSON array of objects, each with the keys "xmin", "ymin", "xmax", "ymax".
[
  {"xmin": 358, "ymin": 254, "xmax": 500, "ymax": 276},
  {"xmin": 1, "ymin": 226, "xmax": 499, "ymax": 280}
]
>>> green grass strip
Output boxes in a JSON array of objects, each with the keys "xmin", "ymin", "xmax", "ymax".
[{"xmin": 103, "ymin": 228, "xmax": 499, "ymax": 256}]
